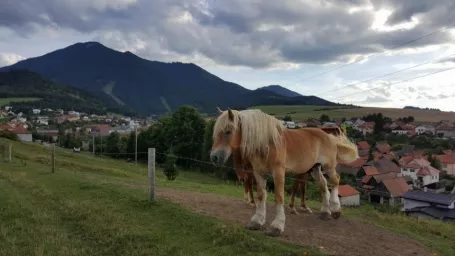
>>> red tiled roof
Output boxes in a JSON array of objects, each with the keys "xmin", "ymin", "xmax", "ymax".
[
  {"xmin": 435, "ymin": 155, "xmax": 455, "ymax": 164},
  {"xmin": 363, "ymin": 166, "xmax": 379, "ymax": 176},
  {"xmin": 405, "ymin": 162, "xmax": 421, "ymax": 169},
  {"xmin": 357, "ymin": 141, "xmax": 370, "ymax": 150},
  {"xmin": 359, "ymin": 122, "xmax": 374, "ymax": 128},
  {"xmin": 344, "ymin": 157, "xmax": 368, "ymax": 168},
  {"xmin": 371, "ymin": 172, "xmax": 397, "ymax": 182},
  {"xmin": 11, "ymin": 127, "xmax": 31, "ymax": 134},
  {"xmin": 399, "ymin": 155, "xmax": 414, "ymax": 166},
  {"xmin": 375, "ymin": 142, "xmax": 391, "ymax": 154},
  {"xmin": 362, "ymin": 175, "xmax": 372, "ymax": 184},
  {"xmin": 417, "ymin": 166, "xmax": 440, "ymax": 176},
  {"xmin": 382, "ymin": 178, "xmax": 411, "ymax": 197},
  {"xmin": 338, "ymin": 185, "xmax": 360, "ymax": 197},
  {"xmin": 443, "ymin": 150, "xmax": 454, "ymax": 156}
]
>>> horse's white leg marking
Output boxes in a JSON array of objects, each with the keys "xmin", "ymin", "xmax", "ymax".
[
  {"xmin": 310, "ymin": 167, "xmax": 331, "ymax": 218},
  {"xmin": 247, "ymin": 172, "xmax": 267, "ymax": 229},
  {"xmin": 327, "ymin": 170, "xmax": 342, "ymax": 218},
  {"xmin": 268, "ymin": 169, "xmax": 286, "ymax": 236}
]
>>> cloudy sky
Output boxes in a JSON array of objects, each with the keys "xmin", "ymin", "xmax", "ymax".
[{"xmin": 1, "ymin": 0, "xmax": 455, "ymax": 111}]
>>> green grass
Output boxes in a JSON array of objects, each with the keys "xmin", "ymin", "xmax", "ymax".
[
  {"xmin": 1, "ymin": 139, "xmax": 455, "ymax": 256},
  {"xmin": 0, "ymin": 97, "xmax": 41, "ymax": 106},
  {"xmin": 0, "ymin": 139, "xmax": 322, "ymax": 256}
]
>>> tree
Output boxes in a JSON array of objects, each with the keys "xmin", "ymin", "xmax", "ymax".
[
  {"xmin": 200, "ymin": 120, "xmax": 216, "ymax": 174},
  {"xmin": 283, "ymin": 115, "xmax": 292, "ymax": 121},
  {"xmin": 427, "ymin": 154, "xmax": 442, "ymax": 170},
  {"xmin": 373, "ymin": 113, "xmax": 385, "ymax": 134},
  {"xmin": 319, "ymin": 114, "xmax": 330, "ymax": 122},
  {"xmin": 126, "ymin": 131, "xmax": 136, "ymax": 155},
  {"xmin": 166, "ymin": 106, "xmax": 206, "ymax": 169},
  {"xmin": 105, "ymin": 132, "xmax": 122, "ymax": 158},
  {"xmin": 163, "ymin": 149, "xmax": 178, "ymax": 180}
]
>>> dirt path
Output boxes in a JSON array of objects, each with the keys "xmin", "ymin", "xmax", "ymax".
[{"xmin": 157, "ymin": 188, "xmax": 432, "ymax": 256}]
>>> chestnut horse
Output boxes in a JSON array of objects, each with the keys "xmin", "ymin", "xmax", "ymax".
[
  {"xmin": 231, "ymin": 124, "xmax": 347, "ymax": 215},
  {"xmin": 210, "ymin": 108, "xmax": 358, "ymax": 237}
]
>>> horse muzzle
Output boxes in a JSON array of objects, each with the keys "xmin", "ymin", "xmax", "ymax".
[{"xmin": 210, "ymin": 149, "xmax": 229, "ymax": 165}]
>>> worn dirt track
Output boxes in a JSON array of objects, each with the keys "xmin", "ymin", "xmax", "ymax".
[{"xmin": 157, "ymin": 188, "xmax": 433, "ymax": 256}]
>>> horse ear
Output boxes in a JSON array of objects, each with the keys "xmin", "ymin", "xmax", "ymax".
[
  {"xmin": 216, "ymin": 107, "xmax": 223, "ymax": 115},
  {"xmin": 228, "ymin": 108, "xmax": 234, "ymax": 121}
]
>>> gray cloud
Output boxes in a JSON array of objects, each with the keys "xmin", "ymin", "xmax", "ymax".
[{"xmin": 1, "ymin": 0, "xmax": 454, "ymax": 68}]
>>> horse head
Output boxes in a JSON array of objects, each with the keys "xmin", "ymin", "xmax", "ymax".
[{"xmin": 210, "ymin": 107, "xmax": 242, "ymax": 165}]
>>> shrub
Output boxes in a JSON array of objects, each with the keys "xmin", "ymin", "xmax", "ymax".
[
  {"xmin": 0, "ymin": 130, "xmax": 19, "ymax": 141},
  {"xmin": 163, "ymin": 150, "xmax": 178, "ymax": 181}
]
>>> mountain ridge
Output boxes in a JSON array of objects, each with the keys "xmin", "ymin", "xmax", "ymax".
[
  {"xmin": 259, "ymin": 85, "xmax": 303, "ymax": 97},
  {"xmin": 0, "ymin": 41, "xmax": 341, "ymax": 115}
]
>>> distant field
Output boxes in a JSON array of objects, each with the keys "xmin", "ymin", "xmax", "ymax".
[
  {"xmin": 252, "ymin": 105, "xmax": 455, "ymax": 123},
  {"xmin": 0, "ymin": 97, "xmax": 41, "ymax": 106}
]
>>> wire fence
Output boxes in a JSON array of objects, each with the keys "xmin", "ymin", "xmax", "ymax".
[{"xmin": 0, "ymin": 140, "xmax": 405, "ymax": 204}]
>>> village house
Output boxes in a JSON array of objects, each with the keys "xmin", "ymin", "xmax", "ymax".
[
  {"xmin": 356, "ymin": 121, "xmax": 374, "ymax": 135},
  {"xmin": 336, "ymin": 157, "xmax": 368, "ymax": 175},
  {"xmin": 403, "ymin": 190, "xmax": 455, "ymax": 222},
  {"xmin": 32, "ymin": 108, "xmax": 41, "ymax": 114},
  {"xmin": 415, "ymin": 124, "xmax": 436, "ymax": 135},
  {"xmin": 399, "ymin": 158, "xmax": 440, "ymax": 188},
  {"xmin": 337, "ymin": 185, "xmax": 360, "ymax": 207},
  {"xmin": 1, "ymin": 125, "xmax": 33, "ymax": 142},
  {"xmin": 296, "ymin": 121, "xmax": 307, "ymax": 128},
  {"xmin": 434, "ymin": 154, "xmax": 455, "ymax": 176},
  {"xmin": 4, "ymin": 106, "xmax": 12, "ymax": 111},
  {"xmin": 435, "ymin": 125, "xmax": 455, "ymax": 138},
  {"xmin": 364, "ymin": 175, "xmax": 410, "ymax": 206},
  {"xmin": 37, "ymin": 129, "xmax": 60, "ymax": 142},
  {"xmin": 391, "ymin": 124, "xmax": 416, "ymax": 136},
  {"xmin": 90, "ymin": 124, "xmax": 110, "ymax": 136},
  {"xmin": 285, "ymin": 121, "xmax": 296, "ymax": 129},
  {"xmin": 356, "ymin": 141, "xmax": 370, "ymax": 157}
]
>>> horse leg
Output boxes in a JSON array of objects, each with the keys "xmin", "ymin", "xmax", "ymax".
[
  {"xmin": 265, "ymin": 167, "xmax": 286, "ymax": 237},
  {"xmin": 299, "ymin": 173, "xmax": 312, "ymax": 214},
  {"xmin": 288, "ymin": 178, "xmax": 299, "ymax": 214},
  {"xmin": 242, "ymin": 175, "xmax": 250, "ymax": 203},
  {"xmin": 327, "ymin": 170, "xmax": 342, "ymax": 219},
  {"xmin": 245, "ymin": 172, "xmax": 267, "ymax": 230},
  {"xmin": 247, "ymin": 173, "xmax": 255, "ymax": 207},
  {"xmin": 310, "ymin": 164, "xmax": 331, "ymax": 220}
]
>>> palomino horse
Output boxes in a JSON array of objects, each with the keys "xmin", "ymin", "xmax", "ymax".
[
  {"xmin": 210, "ymin": 108, "xmax": 358, "ymax": 237},
  {"xmin": 230, "ymin": 124, "xmax": 347, "ymax": 215}
]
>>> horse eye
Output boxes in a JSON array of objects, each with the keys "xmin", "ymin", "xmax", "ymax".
[{"xmin": 224, "ymin": 130, "xmax": 232, "ymax": 135}]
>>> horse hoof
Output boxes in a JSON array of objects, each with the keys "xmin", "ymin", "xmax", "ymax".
[
  {"xmin": 289, "ymin": 208, "xmax": 298, "ymax": 215},
  {"xmin": 265, "ymin": 227, "xmax": 282, "ymax": 237},
  {"xmin": 331, "ymin": 211, "xmax": 341, "ymax": 219},
  {"xmin": 318, "ymin": 213, "xmax": 332, "ymax": 221},
  {"xmin": 245, "ymin": 221, "xmax": 262, "ymax": 230},
  {"xmin": 300, "ymin": 207, "xmax": 313, "ymax": 214}
]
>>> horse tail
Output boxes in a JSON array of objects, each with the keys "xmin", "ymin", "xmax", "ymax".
[{"xmin": 331, "ymin": 133, "xmax": 358, "ymax": 163}]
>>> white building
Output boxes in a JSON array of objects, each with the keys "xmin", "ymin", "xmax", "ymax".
[
  {"xmin": 286, "ymin": 121, "xmax": 296, "ymax": 129},
  {"xmin": 32, "ymin": 109, "xmax": 41, "ymax": 114},
  {"xmin": 338, "ymin": 184, "xmax": 360, "ymax": 207},
  {"xmin": 400, "ymin": 158, "xmax": 440, "ymax": 187},
  {"xmin": 415, "ymin": 125, "xmax": 436, "ymax": 135}
]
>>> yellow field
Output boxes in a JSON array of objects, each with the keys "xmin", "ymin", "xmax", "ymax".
[{"xmin": 252, "ymin": 105, "xmax": 455, "ymax": 123}]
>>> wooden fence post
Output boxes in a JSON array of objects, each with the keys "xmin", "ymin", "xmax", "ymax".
[
  {"xmin": 8, "ymin": 143, "xmax": 11, "ymax": 163},
  {"xmin": 148, "ymin": 148, "xmax": 156, "ymax": 201},
  {"xmin": 52, "ymin": 144, "xmax": 56, "ymax": 173}
]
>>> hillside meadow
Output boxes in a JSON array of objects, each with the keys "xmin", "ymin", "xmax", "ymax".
[
  {"xmin": 0, "ymin": 97, "xmax": 40, "ymax": 106},
  {"xmin": 0, "ymin": 138, "xmax": 454, "ymax": 255},
  {"xmin": 252, "ymin": 105, "xmax": 455, "ymax": 123}
]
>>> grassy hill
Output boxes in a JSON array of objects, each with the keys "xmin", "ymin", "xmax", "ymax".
[
  {"xmin": 0, "ymin": 97, "xmax": 40, "ymax": 106},
  {"xmin": 0, "ymin": 41, "xmax": 339, "ymax": 115},
  {"xmin": 0, "ymin": 138, "xmax": 453, "ymax": 255},
  {"xmin": 0, "ymin": 69, "xmax": 135, "ymax": 116},
  {"xmin": 254, "ymin": 105, "xmax": 455, "ymax": 122}
]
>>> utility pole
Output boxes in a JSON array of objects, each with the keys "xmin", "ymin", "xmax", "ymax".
[
  {"xmin": 135, "ymin": 124, "xmax": 138, "ymax": 165},
  {"xmin": 92, "ymin": 134, "xmax": 95, "ymax": 156}
]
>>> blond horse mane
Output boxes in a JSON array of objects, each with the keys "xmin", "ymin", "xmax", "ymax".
[{"xmin": 213, "ymin": 109, "xmax": 285, "ymax": 158}]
